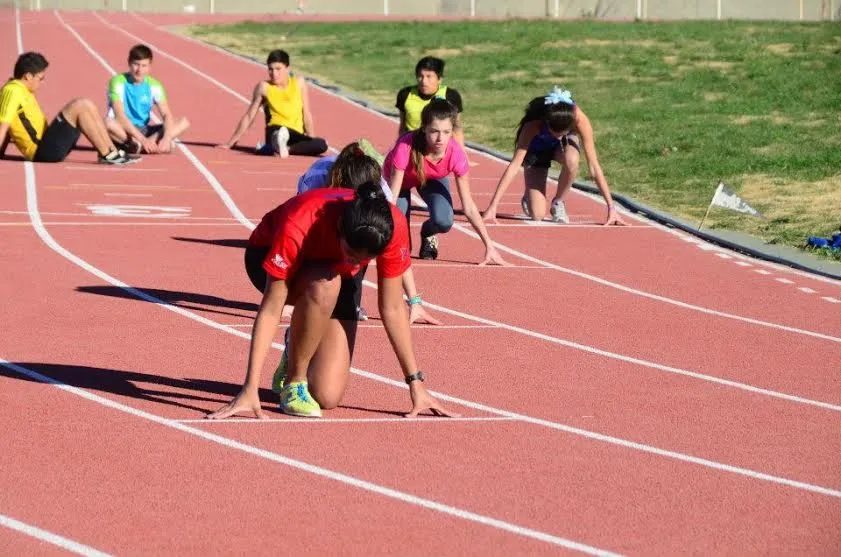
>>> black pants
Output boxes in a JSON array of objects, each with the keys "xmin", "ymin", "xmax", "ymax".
[
  {"xmin": 244, "ymin": 245, "xmax": 364, "ymax": 321},
  {"xmin": 265, "ymin": 125, "xmax": 328, "ymax": 157}
]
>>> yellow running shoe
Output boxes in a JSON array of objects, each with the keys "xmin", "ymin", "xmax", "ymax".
[
  {"xmin": 271, "ymin": 328, "xmax": 290, "ymax": 394},
  {"xmin": 357, "ymin": 138, "xmax": 385, "ymax": 166},
  {"xmin": 279, "ymin": 381, "xmax": 322, "ymax": 418}
]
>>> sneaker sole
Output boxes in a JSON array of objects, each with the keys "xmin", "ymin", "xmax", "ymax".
[{"xmin": 279, "ymin": 405, "xmax": 322, "ymax": 418}]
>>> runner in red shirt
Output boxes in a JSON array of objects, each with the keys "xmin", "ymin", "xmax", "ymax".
[{"xmin": 208, "ymin": 183, "xmax": 456, "ymax": 419}]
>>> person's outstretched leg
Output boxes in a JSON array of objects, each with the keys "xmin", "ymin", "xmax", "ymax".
[{"xmin": 418, "ymin": 179, "xmax": 454, "ymax": 260}]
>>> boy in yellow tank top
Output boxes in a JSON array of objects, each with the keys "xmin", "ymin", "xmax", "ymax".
[
  {"xmin": 219, "ymin": 50, "xmax": 327, "ymax": 158},
  {"xmin": 396, "ymin": 56, "xmax": 465, "ymax": 146},
  {"xmin": 0, "ymin": 52, "xmax": 136, "ymax": 165}
]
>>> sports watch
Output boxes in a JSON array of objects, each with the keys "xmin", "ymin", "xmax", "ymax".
[{"xmin": 405, "ymin": 371, "xmax": 425, "ymax": 384}]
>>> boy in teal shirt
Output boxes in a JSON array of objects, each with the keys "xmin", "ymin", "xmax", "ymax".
[{"xmin": 105, "ymin": 44, "xmax": 190, "ymax": 154}]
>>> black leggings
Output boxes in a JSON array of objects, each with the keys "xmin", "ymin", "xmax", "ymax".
[
  {"xmin": 244, "ymin": 245, "xmax": 364, "ymax": 321},
  {"xmin": 265, "ymin": 126, "xmax": 328, "ymax": 157}
]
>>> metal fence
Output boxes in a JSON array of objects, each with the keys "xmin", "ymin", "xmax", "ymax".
[{"xmin": 5, "ymin": 0, "xmax": 840, "ymax": 20}]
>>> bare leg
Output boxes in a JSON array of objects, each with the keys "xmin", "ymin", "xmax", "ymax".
[
  {"xmin": 285, "ymin": 266, "xmax": 341, "ymax": 386},
  {"xmin": 523, "ymin": 166, "xmax": 549, "ymax": 221},
  {"xmin": 59, "ymin": 98, "xmax": 117, "ymax": 157},
  {"xmin": 160, "ymin": 116, "xmax": 191, "ymax": 145},
  {"xmin": 552, "ymin": 145, "xmax": 580, "ymax": 204},
  {"xmin": 307, "ymin": 319, "xmax": 356, "ymax": 409},
  {"xmin": 105, "ymin": 118, "xmax": 128, "ymax": 144}
]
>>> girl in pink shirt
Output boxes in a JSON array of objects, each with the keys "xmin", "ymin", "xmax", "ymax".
[{"xmin": 383, "ymin": 98, "xmax": 506, "ymax": 265}]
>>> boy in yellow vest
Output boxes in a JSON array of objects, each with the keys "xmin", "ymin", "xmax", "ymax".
[
  {"xmin": 0, "ymin": 52, "xmax": 135, "ymax": 164},
  {"xmin": 395, "ymin": 56, "xmax": 464, "ymax": 146},
  {"xmin": 219, "ymin": 50, "xmax": 327, "ymax": 158}
]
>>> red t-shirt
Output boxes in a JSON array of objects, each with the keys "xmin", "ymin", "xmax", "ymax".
[{"xmin": 249, "ymin": 188, "xmax": 411, "ymax": 280}]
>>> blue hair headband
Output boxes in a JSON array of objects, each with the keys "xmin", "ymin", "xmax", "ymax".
[{"xmin": 544, "ymin": 86, "xmax": 574, "ymax": 106}]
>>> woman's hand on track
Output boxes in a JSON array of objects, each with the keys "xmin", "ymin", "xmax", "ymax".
[
  {"xmin": 406, "ymin": 383, "xmax": 460, "ymax": 418},
  {"xmin": 604, "ymin": 206, "xmax": 628, "ymax": 226},
  {"xmin": 479, "ymin": 246, "xmax": 510, "ymax": 267},
  {"xmin": 206, "ymin": 388, "xmax": 267, "ymax": 420},
  {"xmin": 409, "ymin": 304, "xmax": 443, "ymax": 325}
]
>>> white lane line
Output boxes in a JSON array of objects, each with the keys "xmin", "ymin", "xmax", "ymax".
[
  {"xmin": 103, "ymin": 193, "xmax": 154, "ymax": 198},
  {"xmin": 822, "ymin": 297, "xmax": 840, "ymax": 304},
  {"xmin": 119, "ymin": 12, "xmax": 841, "ymax": 344},
  {"xmin": 754, "ymin": 269, "xmax": 772, "ymax": 275},
  {"xmin": 178, "ymin": 416, "xmax": 521, "ymax": 424},
  {"xmin": 0, "ymin": 512, "xmax": 111, "ymax": 557},
  {"xmin": 735, "ymin": 261, "xmax": 753, "ymax": 267},
  {"xmin": 799, "ymin": 287, "xmax": 817, "ymax": 294},
  {"xmin": 53, "ymin": 11, "xmax": 841, "ymax": 502},
  {"xmin": 776, "ymin": 278, "xmax": 795, "ymax": 285},
  {"xmin": 714, "ymin": 253, "xmax": 732, "ymax": 259}
]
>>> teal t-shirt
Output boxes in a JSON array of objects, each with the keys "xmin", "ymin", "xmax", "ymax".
[{"xmin": 107, "ymin": 73, "xmax": 166, "ymax": 128}]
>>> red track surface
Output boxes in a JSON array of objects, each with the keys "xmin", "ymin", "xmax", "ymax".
[{"xmin": 1, "ymin": 8, "xmax": 839, "ymax": 556}]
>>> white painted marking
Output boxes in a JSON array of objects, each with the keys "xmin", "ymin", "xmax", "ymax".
[
  {"xmin": 754, "ymin": 269, "xmax": 771, "ymax": 275},
  {"xmin": 81, "ymin": 204, "xmax": 191, "ymax": 218},
  {"xmin": 799, "ymin": 287, "xmax": 817, "ymax": 294},
  {"xmin": 103, "ymin": 193, "xmax": 154, "ymax": 198},
  {"xmin": 178, "ymin": 416, "xmax": 520, "ymax": 424},
  {"xmin": 714, "ymin": 253, "xmax": 732, "ymax": 259},
  {"xmin": 822, "ymin": 297, "xmax": 840, "ymax": 304},
  {"xmin": 776, "ymin": 278, "xmax": 794, "ymax": 284},
  {"xmin": 735, "ymin": 261, "xmax": 753, "ymax": 267},
  {"xmin": 0, "ymin": 513, "xmax": 111, "ymax": 557}
]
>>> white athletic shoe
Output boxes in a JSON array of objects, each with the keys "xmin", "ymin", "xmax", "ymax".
[
  {"xmin": 271, "ymin": 127, "xmax": 290, "ymax": 158},
  {"xmin": 550, "ymin": 199, "xmax": 569, "ymax": 224}
]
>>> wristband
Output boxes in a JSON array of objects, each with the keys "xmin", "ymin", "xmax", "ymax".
[
  {"xmin": 407, "ymin": 295, "xmax": 423, "ymax": 306},
  {"xmin": 405, "ymin": 371, "xmax": 425, "ymax": 384}
]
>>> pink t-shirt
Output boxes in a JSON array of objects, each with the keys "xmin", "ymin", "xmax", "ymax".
[{"xmin": 383, "ymin": 132, "xmax": 470, "ymax": 191}]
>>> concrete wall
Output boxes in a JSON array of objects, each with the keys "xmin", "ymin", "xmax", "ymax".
[{"xmin": 10, "ymin": 0, "xmax": 841, "ymax": 20}]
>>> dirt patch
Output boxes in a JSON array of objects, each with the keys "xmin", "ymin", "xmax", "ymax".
[
  {"xmin": 427, "ymin": 48, "xmax": 462, "ymax": 58},
  {"xmin": 663, "ymin": 55, "xmax": 678, "ymax": 65},
  {"xmin": 489, "ymin": 70, "xmax": 529, "ymax": 82},
  {"xmin": 739, "ymin": 174, "xmax": 841, "ymax": 224},
  {"xmin": 766, "ymin": 43, "xmax": 794, "ymax": 55},
  {"xmin": 732, "ymin": 112, "xmax": 793, "ymax": 125},
  {"xmin": 703, "ymin": 92, "xmax": 725, "ymax": 102},
  {"xmin": 542, "ymin": 38, "xmax": 670, "ymax": 49}
]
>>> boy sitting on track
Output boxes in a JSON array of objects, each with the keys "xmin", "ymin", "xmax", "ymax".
[
  {"xmin": 105, "ymin": 44, "xmax": 191, "ymax": 155},
  {"xmin": 218, "ymin": 49, "xmax": 328, "ymax": 158},
  {"xmin": 0, "ymin": 52, "xmax": 135, "ymax": 165}
]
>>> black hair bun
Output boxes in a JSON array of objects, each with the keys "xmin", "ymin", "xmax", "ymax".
[{"xmin": 356, "ymin": 181, "xmax": 384, "ymax": 201}]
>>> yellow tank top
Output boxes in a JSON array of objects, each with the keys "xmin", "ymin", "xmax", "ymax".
[
  {"xmin": 403, "ymin": 85, "xmax": 448, "ymax": 131},
  {"xmin": 263, "ymin": 77, "xmax": 304, "ymax": 134}
]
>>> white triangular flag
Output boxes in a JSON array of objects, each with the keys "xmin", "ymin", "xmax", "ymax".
[{"xmin": 709, "ymin": 181, "xmax": 763, "ymax": 217}]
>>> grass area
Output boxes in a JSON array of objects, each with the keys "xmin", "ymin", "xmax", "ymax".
[{"xmin": 185, "ymin": 19, "xmax": 841, "ymax": 261}]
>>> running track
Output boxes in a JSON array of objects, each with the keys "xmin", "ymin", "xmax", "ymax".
[{"xmin": 1, "ymin": 7, "xmax": 839, "ymax": 556}]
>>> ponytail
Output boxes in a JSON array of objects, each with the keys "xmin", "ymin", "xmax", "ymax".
[
  {"xmin": 329, "ymin": 141, "xmax": 382, "ymax": 190},
  {"xmin": 340, "ymin": 181, "xmax": 394, "ymax": 256}
]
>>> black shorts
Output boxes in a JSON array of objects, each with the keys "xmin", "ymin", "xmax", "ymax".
[
  {"xmin": 524, "ymin": 133, "xmax": 580, "ymax": 169},
  {"xmin": 33, "ymin": 112, "xmax": 81, "ymax": 163},
  {"xmin": 244, "ymin": 245, "xmax": 365, "ymax": 321},
  {"xmin": 139, "ymin": 124, "xmax": 165, "ymax": 139}
]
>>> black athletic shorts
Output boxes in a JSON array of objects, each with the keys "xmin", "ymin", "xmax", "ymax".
[
  {"xmin": 33, "ymin": 112, "xmax": 81, "ymax": 163},
  {"xmin": 244, "ymin": 245, "xmax": 365, "ymax": 321},
  {"xmin": 523, "ymin": 133, "xmax": 580, "ymax": 169}
]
